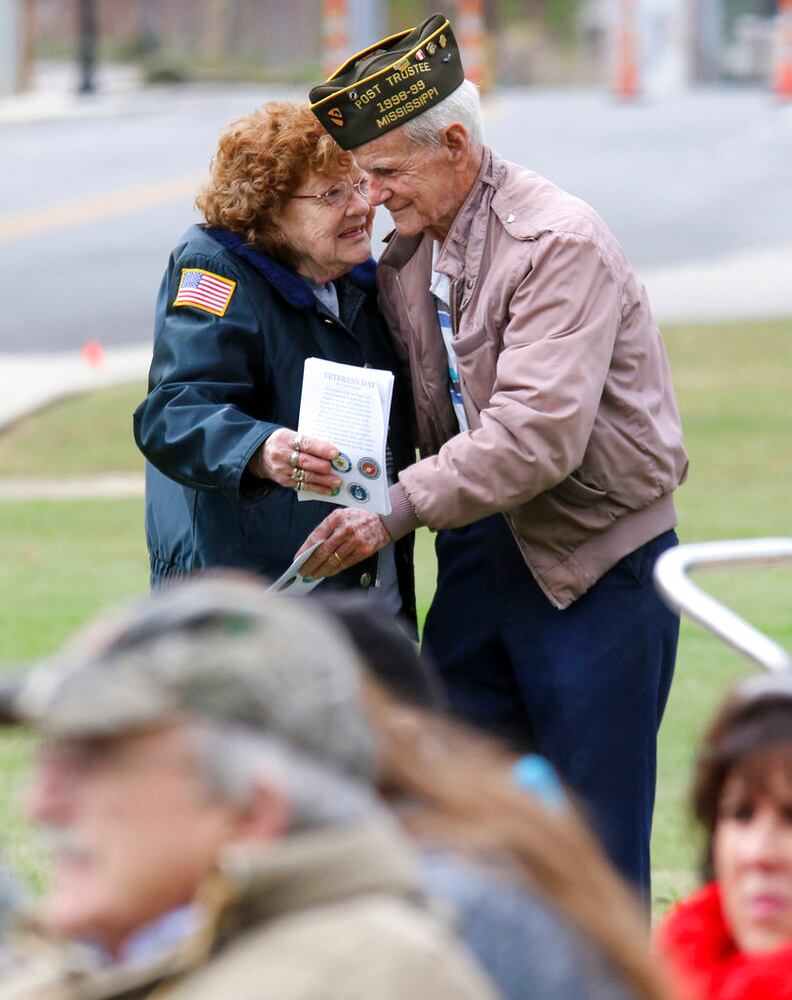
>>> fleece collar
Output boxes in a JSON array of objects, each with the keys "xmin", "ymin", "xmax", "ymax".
[{"xmin": 204, "ymin": 226, "xmax": 376, "ymax": 310}]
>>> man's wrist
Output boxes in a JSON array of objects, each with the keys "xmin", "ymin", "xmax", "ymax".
[{"xmin": 380, "ymin": 482, "xmax": 421, "ymax": 541}]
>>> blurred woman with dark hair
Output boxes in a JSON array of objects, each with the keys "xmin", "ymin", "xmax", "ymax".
[
  {"xmin": 658, "ymin": 675, "xmax": 792, "ymax": 999},
  {"xmin": 359, "ymin": 677, "xmax": 674, "ymax": 1000}
]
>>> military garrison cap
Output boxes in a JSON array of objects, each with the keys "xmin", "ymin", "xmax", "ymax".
[
  {"xmin": 309, "ymin": 13, "xmax": 465, "ymax": 150},
  {"xmin": 0, "ymin": 575, "xmax": 377, "ymax": 780}
]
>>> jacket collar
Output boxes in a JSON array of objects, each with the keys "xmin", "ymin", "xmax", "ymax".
[
  {"xmin": 211, "ymin": 815, "xmax": 423, "ymax": 927},
  {"xmin": 433, "ymin": 146, "xmax": 500, "ymax": 288},
  {"xmin": 7, "ymin": 818, "xmax": 424, "ymax": 1000},
  {"xmin": 203, "ymin": 226, "xmax": 377, "ymax": 310}
]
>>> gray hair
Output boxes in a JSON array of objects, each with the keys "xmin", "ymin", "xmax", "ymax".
[
  {"xmin": 399, "ymin": 79, "xmax": 483, "ymax": 150},
  {"xmin": 188, "ymin": 719, "xmax": 382, "ymax": 832}
]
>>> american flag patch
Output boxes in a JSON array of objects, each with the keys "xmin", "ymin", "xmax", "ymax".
[{"xmin": 173, "ymin": 268, "xmax": 236, "ymax": 317}]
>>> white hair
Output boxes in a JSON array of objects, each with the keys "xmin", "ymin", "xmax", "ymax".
[
  {"xmin": 399, "ymin": 79, "xmax": 483, "ymax": 150},
  {"xmin": 188, "ymin": 719, "xmax": 382, "ymax": 832}
]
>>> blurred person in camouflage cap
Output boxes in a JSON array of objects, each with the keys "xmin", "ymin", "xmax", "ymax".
[
  {"xmin": 302, "ymin": 12, "xmax": 688, "ymax": 900},
  {"xmin": 0, "ymin": 576, "xmax": 497, "ymax": 1000}
]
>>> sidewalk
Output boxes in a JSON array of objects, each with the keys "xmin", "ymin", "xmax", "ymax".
[
  {"xmin": 0, "ymin": 60, "xmax": 147, "ymax": 124},
  {"xmin": 641, "ymin": 243, "xmax": 792, "ymax": 324},
  {"xmin": 0, "ymin": 345, "xmax": 150, "ymax": 499},
  {"xmin": 0, "ymin": 344, "xmax": 151, "ymax": 430}
]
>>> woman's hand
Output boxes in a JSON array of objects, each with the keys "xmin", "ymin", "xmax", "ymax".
[
  {"xmin": 250, "ymin": 429, "xmax": 342, "ymax": 495},
  {"xmin": 297, "ymin": 509, "xmax": 391, "ymax": 577}
]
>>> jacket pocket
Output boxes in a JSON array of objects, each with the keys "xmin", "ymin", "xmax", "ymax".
[
  {"xmin": 548, "ymin": 475, "xmax": 608, "ymax": 506},
  {"xmin": 452, "ymin": 324, "xmax": 489, "ymax": 357}
]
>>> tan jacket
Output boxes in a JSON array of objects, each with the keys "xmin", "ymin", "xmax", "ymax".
[
  {"xmin": 378, "ymin": 148, "xmax": 688, "ymax": 608},
  {"xmin": 0, "ymin": 819, "xmax": 498, "ymax": 1000}
]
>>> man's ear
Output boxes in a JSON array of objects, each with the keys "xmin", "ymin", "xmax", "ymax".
[
  {"xmin": 441, "ymin": 123, "xmax": 471, "ymax": 163},
  {"xmin": 231, "ymin": 778, "xmax": 291, "ymax": 844}
]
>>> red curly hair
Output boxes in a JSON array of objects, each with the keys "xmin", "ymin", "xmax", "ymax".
[{"xmin": 195, "ymin": 101, "xmax": 355, "ymax": 268}]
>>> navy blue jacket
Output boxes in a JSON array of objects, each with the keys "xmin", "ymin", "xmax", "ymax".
[{"xmin": 133, "ymin": 226, "xmax": 415, "ymax": 619}]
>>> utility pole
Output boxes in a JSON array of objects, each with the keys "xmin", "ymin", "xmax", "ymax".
[
  {"xmin": 19, "ymin": 0, "xmax": 35, "ymax": 91},
  {"xmin": 138, "ymin": 0, "xmax": 159, "ymax": 58},
  {"xmin": 78, "ymin": 0, "xmax": 97, "ymax": 94}
]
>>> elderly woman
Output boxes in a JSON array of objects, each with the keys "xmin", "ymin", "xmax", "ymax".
[
  {"xmin": 134, "ymin": 102, "xmax": 414, "ymax": 617},
  {"xmin": 658, "ymin": 675, "xmax": 792, "ymax": 1000}
]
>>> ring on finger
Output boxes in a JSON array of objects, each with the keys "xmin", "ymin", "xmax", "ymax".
[
  {"xmin": 295, "ymin": 481, "xmax": 307, "ymax": 492},
  {"xmin": 289, "ymin": 450, "xmax": 300, "ymax": 468},
  {"xmin": 290, "ymin": 468, "xmax": 306, "ymax": 483},
  {"xmin": 332, "ymin": 551, "xmax": 345, "ymax": 568},
  {"xmin": 292, "ymin": 433, "xmax": 303, "ymax": 451}
]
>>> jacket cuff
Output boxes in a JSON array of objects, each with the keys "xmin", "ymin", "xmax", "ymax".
[
  {"xmin": 380, "ymin": 483, "xmax": 421, "ymax": 541},
  {"xmin": 246, "ymin": 443, "xmax": 267, "ymax": 479}
]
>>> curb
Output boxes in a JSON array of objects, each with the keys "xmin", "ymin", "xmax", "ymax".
[
  {"xmin": 0, "ymin": 473, "xmax": 145, "ymax": 501},
  {"xmin": 0, "ymin": 344, "xmax": 151, "ymax": 432}
]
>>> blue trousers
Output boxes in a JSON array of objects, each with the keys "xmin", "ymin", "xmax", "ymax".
[{"xmin": 421, "ymin": 515, "xmax": 679, "ymax": 898}]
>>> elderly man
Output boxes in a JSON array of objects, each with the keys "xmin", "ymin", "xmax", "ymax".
[
  {"xmin": 0, "ymin": 578, "xmax": 497, "ymax": 1000},
  {"xmin": 302, "ymin": 13, "xmax": 689, "ymax": 896}
]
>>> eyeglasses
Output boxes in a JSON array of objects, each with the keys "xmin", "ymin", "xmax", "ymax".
[{"xmin": 290, "ymin": 176, "xmax": 370, "ymax": 209}]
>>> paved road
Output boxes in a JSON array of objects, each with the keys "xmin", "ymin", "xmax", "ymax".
[{"xmin": 2, "ymin": 72, "xmax": 791, "ymax": 354}]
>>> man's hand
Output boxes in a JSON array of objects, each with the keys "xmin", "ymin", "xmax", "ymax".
[
  {"xmin": 297, "ymin": 509, "xmax": 391, "ymax": 578},
  {"xmin": 249, "ymin": 429, "xmax": 342, "ymax": 495}
]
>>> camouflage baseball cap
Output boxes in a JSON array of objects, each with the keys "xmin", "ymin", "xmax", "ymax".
[
  {"xmin": 0, "ymin": 575, "xmax": 377, "ymax": 780},
  {"xmin": 309, "ymin": 13, "xmax": 465, "ymax": 150}
]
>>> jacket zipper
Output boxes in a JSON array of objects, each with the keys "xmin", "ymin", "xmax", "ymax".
[
  {"xmin": 395, "ymin": 274, "xmax": 447, "ymax": 443},
  {"xmin": 449, "ymin": 276, "xmax": 460, "ymax": 336},
  {"xmin": 448, "ymin": 276, "xmax": 469, "ymax": 414}
]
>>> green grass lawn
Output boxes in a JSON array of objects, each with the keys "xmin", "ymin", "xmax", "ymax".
[
  {"xmin": 0, "ymin": 383, "xmax": 146, "ymax": 478},
  {"xmin": 0, "ymin": 318, "xmax": 790, "ymax": 909}
]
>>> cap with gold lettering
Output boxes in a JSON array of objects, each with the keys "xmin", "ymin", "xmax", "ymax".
[{"xmin": 309, "ymin": 13, "xmax": 465, "ymax": 150}]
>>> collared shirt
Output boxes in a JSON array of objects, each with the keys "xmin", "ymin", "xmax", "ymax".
[
  {"xmin": 81, "ymin": 904, "xmax": 203, "ymax": 969},
  {"xmin": 306, "ymin": 278, "xmax": 340, "ymax": 317},
  {"xmin": 430, "ymin": 242, "xmax": 468, "ymax": 433}
]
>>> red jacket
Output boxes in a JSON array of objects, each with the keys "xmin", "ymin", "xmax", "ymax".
[{"xmin": 658, "ymin": 882, "xmax": 792, "ymax": 1000}]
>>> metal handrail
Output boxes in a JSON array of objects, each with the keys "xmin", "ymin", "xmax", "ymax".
[{"xmin": 653, "ymin": 538, "xmax": 792, "ymax": 674}]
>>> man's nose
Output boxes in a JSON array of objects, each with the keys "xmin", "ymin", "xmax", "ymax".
[{"xmin": 366, "ymin": 176, "xmax": 390, "ymax": 207}]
